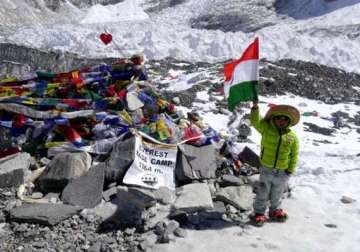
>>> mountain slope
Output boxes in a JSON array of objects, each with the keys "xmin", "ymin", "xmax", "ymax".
[{"xmin": 0, "ymin": 0, "xmax": 360, "ymax": 74}]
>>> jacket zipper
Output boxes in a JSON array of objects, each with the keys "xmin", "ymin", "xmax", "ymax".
[{"xmin": 273, "ymin": 129, "xmax": 282, "ymax": 168}]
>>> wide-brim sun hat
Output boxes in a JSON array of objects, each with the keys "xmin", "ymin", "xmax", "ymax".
[{"xmin": 265, "ymin": 105, "xmax": 300, "ymax": 126}]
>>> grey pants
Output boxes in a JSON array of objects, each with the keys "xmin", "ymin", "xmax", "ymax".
[{"xmin": 254, "ymin": 166, "xmax": 290, "ymax": 214}]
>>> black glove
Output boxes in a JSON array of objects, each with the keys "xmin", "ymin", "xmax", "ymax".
[{"xmin": 285, "ymin": 170, "xmax": 292, "ymax": 176}]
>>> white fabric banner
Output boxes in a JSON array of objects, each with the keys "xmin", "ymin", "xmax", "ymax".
[{"xmin": 123, "ymin": 136, "xmax": 177, "ymax": 190}]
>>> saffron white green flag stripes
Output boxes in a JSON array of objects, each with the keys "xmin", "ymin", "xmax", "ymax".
[{"xmin": 224, "ymin": 37, "xmax": 259, "ymax": 111}]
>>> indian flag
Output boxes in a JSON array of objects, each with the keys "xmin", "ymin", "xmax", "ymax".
[{"xmin": 224, "ymin": 37, "xmax": 259, "ymax": 111}]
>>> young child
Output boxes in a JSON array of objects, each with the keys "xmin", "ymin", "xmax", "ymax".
[{"xmin": 250, "ymin": 101, "xmax": 300, "ymax": 226}]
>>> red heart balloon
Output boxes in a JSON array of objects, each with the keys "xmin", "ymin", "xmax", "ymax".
[{"xmin": 100, "ymin": 33, "xmax": 112, "ymax": 45}]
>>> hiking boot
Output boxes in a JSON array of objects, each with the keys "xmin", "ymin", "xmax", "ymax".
[
  {"xmin": 269, "ymin": 209, "xmax": 288, "ymax": 222},
  {"xmin": 251, "ymin": 214, "xmax": 267, "ymax": 227}
]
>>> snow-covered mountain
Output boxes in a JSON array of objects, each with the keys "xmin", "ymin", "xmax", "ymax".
[{"xmin": 1, "ymin": 0, "xmax": 360, "ymax": 73}]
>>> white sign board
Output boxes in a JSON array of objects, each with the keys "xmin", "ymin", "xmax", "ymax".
[{"xmin": 123, "ymin": 136, "xmax": 177, "ymax": 190}]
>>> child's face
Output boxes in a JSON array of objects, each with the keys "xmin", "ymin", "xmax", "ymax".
[{"xmin": 273, "ymin": 115, "xmax": 290, "ymax": 129}]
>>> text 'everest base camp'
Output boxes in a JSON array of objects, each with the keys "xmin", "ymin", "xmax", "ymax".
[{"xmin": 1, "ymin": 1, "xmax": 360, "ymax": 252}]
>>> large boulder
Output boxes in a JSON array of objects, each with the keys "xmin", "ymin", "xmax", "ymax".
[
  {"xmin": 10, "ymin": 203, "xmax": 80, "ymax": 226},
  {"xmin": 37, "ymin": 152, "xmax": 92, "ymax": 192},
  {"xmin": 154, "ymin": 186, "xmax": 175, "ymax": 205},
  {"xmin": 105, "ymin": 133, "xmax": 135, "ymax": 183},
  {"xmin": 61, "ymin": 163, "xmax": 105, "ymax": 209},
  {"xmin": 97, "ymin": 198, "xmax": 143, "ymax": 231},
  {"xmin": 175, "ymin": 144, "xmax": 217, "ymax": 184},
  {"xmin": 116, "ymin": 186, "xmax": 156, "ymax": 210},
  {"xmin": 219, "ymin": 174, "xmax": 246, "ymax": 187},
  {"xmin": 215, "ymin": 185, "xmax": 254, "ymax": 211},
  {"xmin": 97, "ymin": 185, "xmax": 157, "ymax": 230},
  {"xmin": 173, "ymin": 183, "xmax": 214, "ymax": 213},
  {"xmin": 238, "ymin": 146, "xmax": 261, "ymax": 168}
]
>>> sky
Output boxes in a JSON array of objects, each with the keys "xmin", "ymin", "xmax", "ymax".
[{"xmin": 1, "ymin": 1, "xmax": 360, "ymax": 251}]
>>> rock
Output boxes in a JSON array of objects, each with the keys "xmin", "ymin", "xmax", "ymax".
[
  {"xmin": 139, "ymin": 232, "xmax": 158, "ymax": 250},
  {"xmin": 98, "ymin": 197, "xmax": 144, "ymax": 230},
  {"xmin": 341, "ymin": 195, "xmax": 356, "ymax": 204},
  {"xmin": 37, "ymin": 152, "xmax": 91, "ymax": 192},
  {"xmin": 1, "ymin": 190, "xmax": 13, "ymax": 197},
  {"xmin": 206, "ymin": 180, "xmax": 217, "ymax": 197},
  {"xmin": 176, "ymin": 144, "xmax": 217, "ymax": 183},
  {"xmin": 219, "ymin": 108, "xmax": 231, "ymax": 115},
  {"xmin": 147, "ymin": 206, "xmax": 157, "ymax": 218},
  {"xmin": 259, "ymin": 59, "xmax": 360, "ymax": 104},
  {"xmin": 29, "ymin": 192, "xmax": 43, "ymax": 199},
  {"xmin": 105, "ymin": 134, "xmax": 135, "ymax": 183},
  {"xmin": 32, "ymin": 241, "xmax": 46, "ymax": 248},
  {"xmin": 94, "ymin": 201, "xmax": 118, "ymax": 221},
  {"xmin": 238, "ymin": 146, "xmax": 261, "ymax": 168},
  {"xmin": 39, "ymin": 157, "xmax": 51, "ymax": 166},
  {"xmin": 5, "ymin": 200, "xmax": 19, "ymax": 212},
  {"xmin": 227, "ymin": 205, "xmax": 238, "ymax": 214},
  {"xmin": 80, "ymin": 209, "xmax": 97, "ymax": 223},
  {"xmin": 61, "ymin": 163, "xmax": 105, "ymax": 209},
  {"xmin": 213, "ymin": 201, "xmax": 227, "ymax": 213},
  {"xmin": 116, "ymin": 186, "xmax": 156, "ymax": 209},
  {"xmin": 107, "ymin": 182, "xmax": 117, "ymax": 188},
  {"xmin": 143, "ymin": 205, "xmax": 172, "ymax": 232},
  {"xmin": 0, "ymin": 43, "xmax": 117, "ymax": 75},
  {"xmin": 220, "ymin": 174, "xmax": 246, "ymax": 187},
  {"xmin": 102, "ymin": 186, "xmax": 117, "ymax": 202},
  {"xmin": 173, "ymin": 183, "xmax": 214, "ymax": 213},
  {"xmin": 237, "ymin": 123, "xmax": 251, "ymax": 139},
  {"xmin": 246, "ymin": 174, "xmax": 260, "ymax": 191},
  {"xmin": 325, "ymin": 223, "xmax": 337, "ymax": 228},
  {"xmin": 0, "ymin": 127, "xmax": 12, "ymax": 149},
  {"xmin": 165, "ymin": 220, "xmax": 179, "ymax": 234},
  {"xmin": 0, "ymin": 210, "xmax": 5, "ymax": 223},
  {"xmin": 99, "ymin": 186, "xmax": 156, "ymax": 230},
  {"xmin": 43, "ymin": 192, "xmax": 60, "ymax": 203},
  {"xmin": 0, "ymin": 153, "xmax": 31, "ymax": 188},
  {"xmin": 87, "ymin": 241, "xmax": 101, "ymax": 252},
  {"xmin": 154, "ymin": 221, "xmax": 166, "ymax": 236},
  {"xmin": 124, "ymin": 227, "xmax": 136, "ymax": 236},
  {"xmin": 174, "ymin": 227, "xmax": 187, "ymax": 238},
  {"xmin": 10, "ymin": 203, "xmax": 80, "ymax": 226},
  {"xmin": 158, "ymin": 233, "xmax": 170, "ymax": 244},
  {"xmin": 154, "ymin": 186, "xmax": 175, "ymax": 205},
  {"xmin": 303, "ymin": 122, "xmax": 336, "ymax": 136},
  {"xmin": 216, "ymin": 185, "xmax": 254, "ymax": 211}
]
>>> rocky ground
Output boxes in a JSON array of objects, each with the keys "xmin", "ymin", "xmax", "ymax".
[
  {"xmin": 0, "ymin": 44, "xmax": 360, "ymax": 252},
  {"xmin": 2, "ymin": 43, "xmax": 360, "ymax": 106},
  {"xmin": 146, "ymin": 57, "xmax": 360, "ymax": 106}
]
